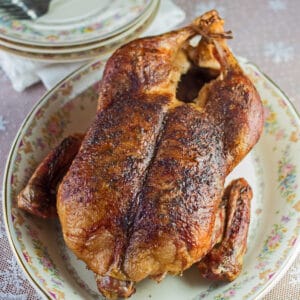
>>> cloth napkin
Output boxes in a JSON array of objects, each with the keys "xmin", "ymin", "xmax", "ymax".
[{"xmin": 0, "ymin": 0, "xmax": 185, "ymax": 92}]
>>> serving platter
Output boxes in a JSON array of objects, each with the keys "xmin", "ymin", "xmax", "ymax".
[{"xmin": 3, "ymin": 57, "xmax": 300, "ymax": 299}]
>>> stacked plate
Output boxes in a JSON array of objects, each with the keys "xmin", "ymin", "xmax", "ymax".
[{"xmin": 0, "ymin": 0, "xmax": 159, "ymax": 62}]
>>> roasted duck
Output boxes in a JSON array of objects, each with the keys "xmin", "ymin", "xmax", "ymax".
[{"xmin": 18, "ymin": 10, "xmax": 264, "ymax": 299}]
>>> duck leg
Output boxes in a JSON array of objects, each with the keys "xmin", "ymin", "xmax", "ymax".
[{"xmin": 198, "ymin": 178, "xmax": 252, "ymax": 281}]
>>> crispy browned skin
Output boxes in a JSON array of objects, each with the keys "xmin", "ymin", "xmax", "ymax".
[
  {"xmin": 17, "ymin": 134, "xmax": 83, "ymax": 218},
  {"xmin": 198, "ymin": 178, "xmax": 252, "ymax": 281},
  {"xmin": 123, "ymin": 66, "xmax": 262, "ymax": 283},
  {"xmin": 17, "ymin": 10, "xmax": 264, "ymax": 299},
  {"xmin": 57, "ymin": 24, "xmax": 198, "ymax": 280},
  {"xmin": 122, "ymin": 16, "xmax": 263, "ymax": 285}
]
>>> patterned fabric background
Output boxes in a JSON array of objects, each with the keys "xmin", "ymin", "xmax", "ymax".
[{"xmin": 0, "ymin": 0, "xmax": 299, "ymax": 299}]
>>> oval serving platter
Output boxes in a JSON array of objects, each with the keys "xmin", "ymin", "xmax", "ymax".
[{"xmin": 3, "ymin": 58, "xmax": 300, "ymax": 300}]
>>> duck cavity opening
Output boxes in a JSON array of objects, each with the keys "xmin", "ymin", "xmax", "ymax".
[
  {"xmin": 176, "ymin": 66, "xmax": 218, "ymax": 103},
  {"xmin": 175, "ymin": 43, "xmax": 220, "ymax": 104}
]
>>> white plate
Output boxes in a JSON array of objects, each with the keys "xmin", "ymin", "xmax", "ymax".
[
  {"xmin": 0, "ymin": 0, "xmax": 154, "ymax": 47},
  {"xmin": 0, "ymin": 0, "xmax": 159, "ymax": 54},
  {"xmin": 3, "ymin": 58, "xmax": 300, "ymax": 300},
  {"xmin": 0, "ymin": 4, "xmax": 158, "ymax": 63}
]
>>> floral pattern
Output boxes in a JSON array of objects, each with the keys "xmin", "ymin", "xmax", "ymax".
[
  {"xmin": 260, "ymin": 224, "xmax": 287, "ymax": 258},
  {"xmin": 2, "ymin": 57, "xmax": 300, "ymax": 300},
  {"xmin": 262, "ymin": 99, "xmax": 290, "ymax": 152},
  {"xmin": 26, "ymin": 224, "xmax": 63, "ymax": 287},
  {"xmin": 277, "ymin": 147, "xmax": 297, "ymax": 201}
]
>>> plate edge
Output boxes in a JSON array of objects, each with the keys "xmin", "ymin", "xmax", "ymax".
[{"xmin": 241, "ymin": 58, "xmax": 300, "ymax": 300}]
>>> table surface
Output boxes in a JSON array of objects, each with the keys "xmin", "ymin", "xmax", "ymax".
[{"xmin": 0, "ymin": 0, "xmax": 299, "ymax": 299}]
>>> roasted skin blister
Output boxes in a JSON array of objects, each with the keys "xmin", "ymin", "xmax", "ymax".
[{"xmin": 18, "ymin": 10, "xmax": 263, "ymax": 299}]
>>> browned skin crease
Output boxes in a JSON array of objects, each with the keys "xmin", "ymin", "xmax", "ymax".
[
  {"xmin": 18, "ymin": 10, "xmax": 264, "ymax": 299},
  {"xmin": 198, "ymin": 178, "xmax": 252, "ymax": 281},
  {"xmin": 17, "ymin": 134, "xmax": 83, "ymax": 218}
]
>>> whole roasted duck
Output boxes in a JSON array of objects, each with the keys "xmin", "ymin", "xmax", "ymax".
[{"xmin": 18, "ymin": 10, "xmax": 264, "ymax": 299}]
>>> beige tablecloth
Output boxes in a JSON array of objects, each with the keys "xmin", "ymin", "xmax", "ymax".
[{"xmin": 0, "ymin": 0, "xmax": 299, "ymax": 299}]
